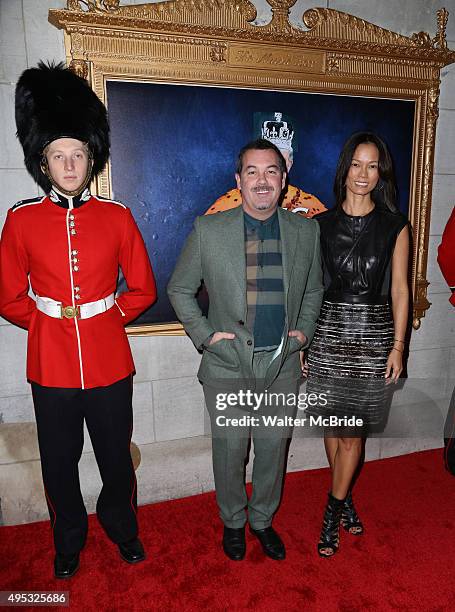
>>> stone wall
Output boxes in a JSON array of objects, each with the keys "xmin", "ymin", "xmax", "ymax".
[{"xmin": 0, "ymin": 0, "xmax": 454, "ymax": 525}]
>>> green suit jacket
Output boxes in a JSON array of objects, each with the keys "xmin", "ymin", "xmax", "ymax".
[{"xmin": 167, "ymin": 205, "xmax": 323, "ymax": 389}]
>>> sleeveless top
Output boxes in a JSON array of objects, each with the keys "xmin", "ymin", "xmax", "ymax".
[{"xmin": 316, "ymin": 206, "xmax": 408, "ymax": 304}]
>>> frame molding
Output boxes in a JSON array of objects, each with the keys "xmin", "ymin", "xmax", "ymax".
[{"xmin": 49, "ymin": 0, "xmax": 455, "ymax": 334}]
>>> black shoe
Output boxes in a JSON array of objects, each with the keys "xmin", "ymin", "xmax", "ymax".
[
  {"xmin": 222, "ymin": 526, "xmax": 246, "ymax": 560},
  {"xmin": 54, "ymin": 552, "xmax": 80, "ymax": 579},
  {"xmin": 318, "ymin": 492, "xmax": 344, "ymax": 557},
  {"xmin": 250, "ymin": 526, "xmax": 286, "ymax": 560},
  {"xmin": 118, "ymin": 537, "xmax": 146, "ymax": 564},
  {"xmin": 341, "ymin": 491, "xmax": 364, "ymax": 536}
]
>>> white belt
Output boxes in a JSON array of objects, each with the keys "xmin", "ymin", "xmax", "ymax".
[{"xmin": 36, "ymin": 293, "xmax": 115, "ymax": 320}]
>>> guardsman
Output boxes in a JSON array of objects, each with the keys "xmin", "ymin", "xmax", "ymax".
[{"xmin": 0, "ymin": 62, "xmax": 156, "ymax": 578}]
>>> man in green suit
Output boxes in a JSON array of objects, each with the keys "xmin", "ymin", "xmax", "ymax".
[{"xmin": 168, "ymin": 139, "xmax": 323, "ymax": 561}]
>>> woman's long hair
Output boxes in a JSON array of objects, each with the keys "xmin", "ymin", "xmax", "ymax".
[{"xmin": 333, "ymin": 132, "xmax": 398, "ymax": 212}]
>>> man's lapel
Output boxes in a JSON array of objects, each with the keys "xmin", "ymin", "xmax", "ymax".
[
  {"xmin": 278, "ymin": 207, "xmax": 299, "ymax": 308},
  {"xmin": 223, "ymin": 205, "xmax": 246, "ymax": 298}
]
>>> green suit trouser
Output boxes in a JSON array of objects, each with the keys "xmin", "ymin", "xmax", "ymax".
[{"xmin": 203, "ymin": 351, "xmax": 299, "ymax": 529}]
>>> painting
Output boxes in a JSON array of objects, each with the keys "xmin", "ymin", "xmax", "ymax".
[
  {"xmin": 48, "ymin": 0, "xmax": 455, "ymax": 331},
  {"xmin": 107, "ymin": 80, "xmax": 415, "ymax": 326}
]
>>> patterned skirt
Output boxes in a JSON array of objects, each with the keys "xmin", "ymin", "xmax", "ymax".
[{"xmin": 306, "ymin": 300, "xmax": 394, "ymax": 429}]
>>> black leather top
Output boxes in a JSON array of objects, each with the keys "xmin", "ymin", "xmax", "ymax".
[{"xmin": 316, "ymin": 205, "xmax": 408, "ymax": 304}]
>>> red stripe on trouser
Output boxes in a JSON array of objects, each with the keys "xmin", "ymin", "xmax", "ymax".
[
  {"xmin": 444, "ymin": 410, "xmax": 455, "ymax": 470},
  {"xmin": 44, "ymin": 486, "xmax": 57, "ymax": 529},
  {"xmin": 128, "ymin": 421, "xmax": 137, "ymax": 516},
  {"xmin": 444, "ymin": 439, "xmax": 454, "ymax": 469},
  {"xmin": 130, "ymin": 479, "xmax": 138, "ymax": 517}
]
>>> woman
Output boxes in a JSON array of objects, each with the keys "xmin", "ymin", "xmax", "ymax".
[{"xmin": 307, "ymin": 132, "xmax": 409, "ymax": 557}]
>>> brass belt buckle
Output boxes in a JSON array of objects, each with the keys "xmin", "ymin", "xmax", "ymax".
[{"xmin": 61, "ymin": 305, "xmax": 80, "ymax": 319}]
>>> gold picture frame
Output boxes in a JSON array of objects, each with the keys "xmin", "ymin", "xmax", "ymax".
[{"xmin": 49, "ymin": 0, "xmax": 455, "ymax": 335}]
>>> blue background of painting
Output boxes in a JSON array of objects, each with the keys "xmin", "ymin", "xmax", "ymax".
[{"xmin": 107, "ymin": 81, "xmax": 415, "ymax": 325}]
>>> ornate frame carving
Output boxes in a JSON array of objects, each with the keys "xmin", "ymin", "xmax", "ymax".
[{"xmin": 49, "ymin": 1, "xmax": 455, "ymax": 334}]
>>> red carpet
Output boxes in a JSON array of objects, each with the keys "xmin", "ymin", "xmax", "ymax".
[{"xmin": 1, "ymin": 449, "xmax": 454, "ymax": 611}]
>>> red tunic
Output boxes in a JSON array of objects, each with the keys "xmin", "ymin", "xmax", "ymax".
[
  {"xmin": 438, "ymin": 206, "xmax": 455, "ymax": 307},
  {"xmin": 0, "ymin": 194, "xmax": 156, "ymax": 388}
]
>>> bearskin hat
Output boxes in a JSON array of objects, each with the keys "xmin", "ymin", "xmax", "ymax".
[{"xmin": 15, "ymin": 61, "xmax": 110, "ymax": 193}]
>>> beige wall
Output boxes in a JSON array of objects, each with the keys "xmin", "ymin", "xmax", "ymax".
[{"xmin": 1, "ymin": 0, "xmax": 454, "ymax": 525}]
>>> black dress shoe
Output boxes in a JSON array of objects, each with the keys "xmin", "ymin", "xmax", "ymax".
[
  {"xmin": 223, "ymin": 526, "xmax": 246, "ymax": 560},
  {"xmin": 118, "ymin": 537, "xmax": 146, "ymax": 564},
  {"xmin": 250, "ymin": 526, "xmax": 286, "ymax": 560},
  {"xmin": 54, "ymin": 552, "xmax": 80, "ymax": 579}
]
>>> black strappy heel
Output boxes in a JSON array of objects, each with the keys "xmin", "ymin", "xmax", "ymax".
[
  {"xmin": 318, "ymin": 492, "xmax": 344, "ymax": 557},
  {"xmin": 341, "ymin": 491, "xmax": 364, "ymax": 535}
]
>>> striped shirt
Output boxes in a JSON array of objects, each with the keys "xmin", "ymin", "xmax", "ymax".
[{"xmin": 244, "ymin": 211, "xmax": 285, "ymax": 351}]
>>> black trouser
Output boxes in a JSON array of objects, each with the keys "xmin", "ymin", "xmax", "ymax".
[{"xmin": 31, "ymin": 376, "xmax": 138, "ymax": 556}]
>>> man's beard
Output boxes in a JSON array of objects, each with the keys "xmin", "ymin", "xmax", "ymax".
[{"xmin": 253, "ymin": 195, "xmax": 275, "ymax": 210}]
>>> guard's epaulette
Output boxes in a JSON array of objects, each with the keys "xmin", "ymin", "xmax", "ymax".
[
  {"xmin": 11, "ymin": 196, "xmax": 45, "ymax": 212},
  {"xmin": 94, "ymin": 195, "xmax": 126, "ymax": 209}
]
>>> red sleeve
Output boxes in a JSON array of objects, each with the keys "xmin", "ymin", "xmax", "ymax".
[
  {"xmin": 115, "ymin": 208, "xmax": 157, "ymax": 324},
  {"xmin": 437, "ymin": 207, "xmax": 455, "ymax": 307},
  {"xmin": 0, "ymin": 210, "xmax": 35, "ymax": 329}
]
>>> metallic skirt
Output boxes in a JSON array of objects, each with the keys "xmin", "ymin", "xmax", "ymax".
[{"xmin": 306, "ymin": 300, "xmax": 394, "ymax": 428}]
